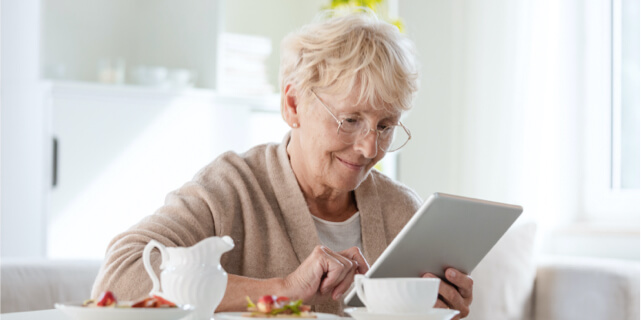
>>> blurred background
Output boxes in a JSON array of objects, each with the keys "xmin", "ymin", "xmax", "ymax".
[{"xmin": 2, "ymin": 0, "xmax": 639, "ymax": 262}]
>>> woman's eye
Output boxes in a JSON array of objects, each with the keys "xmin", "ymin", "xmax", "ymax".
[
  {"xmin": 340, "ymin": 118, "xmax": 361, "ymax": 132},
  {"xmin": 378, "ymin": 122, "xmax": 396, "ymax": 130}
]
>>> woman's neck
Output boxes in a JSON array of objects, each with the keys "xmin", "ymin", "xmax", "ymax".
[{"xmin": 304, "ymin": 191, "xmax": 358, "ymax": 222}]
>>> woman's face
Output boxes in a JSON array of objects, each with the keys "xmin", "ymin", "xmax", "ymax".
[{"xmin": 288, "ymin": 89, "xmax": 402, "ymax": 196}]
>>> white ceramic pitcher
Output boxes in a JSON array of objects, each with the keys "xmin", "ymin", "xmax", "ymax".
[{"xmin": 143, "ymin": 236, "xmax": 234, "ymax": 320}]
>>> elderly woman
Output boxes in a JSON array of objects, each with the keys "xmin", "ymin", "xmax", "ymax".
[{"xmin": 92, "ymin": 12, "xmax": 473, "ymax": 318}]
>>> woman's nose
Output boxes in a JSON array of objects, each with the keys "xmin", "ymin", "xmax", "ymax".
[{"xmin": 354, "ymin": 129, "xmax": 379, "ymax": 159}]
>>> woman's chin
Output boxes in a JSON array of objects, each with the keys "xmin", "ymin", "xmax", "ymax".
[{"xmin": 331, "ymin": 171, "xmax": 370, "ymax": 192}]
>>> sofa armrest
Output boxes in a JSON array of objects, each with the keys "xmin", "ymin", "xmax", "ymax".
[
  {"xmin": 1, "ymin": 259, "xmax": 102, "ymax": 313},
  {"xmin": 534, "ymin": 256, "xmax": 640, "ymax": 320}
]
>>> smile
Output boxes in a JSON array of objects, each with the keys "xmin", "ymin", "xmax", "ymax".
[{"xmin": 337, "ymin": 156, "xmax": 366, "ymax": 171}]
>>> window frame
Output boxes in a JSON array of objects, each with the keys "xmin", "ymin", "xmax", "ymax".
[{"xmin": 582, "ymin": 0, "xmax": 640, "ymax": 227}]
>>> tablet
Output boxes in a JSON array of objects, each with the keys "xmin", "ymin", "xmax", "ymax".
[{"xmin": 344, "ymin": 192, "xmax": 523, "ymax": 307}]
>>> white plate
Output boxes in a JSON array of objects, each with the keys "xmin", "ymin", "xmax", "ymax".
[
  {"xmin": 344, "ymin": 307, "xmax": 459, "ymax": 320},
  {"xmin": 214, "ymin": 311, "xmax": 339, "ymax": 319},
  {"xmin": 54, "ymin": 301, "xmax": 195, "ymax": 320}
]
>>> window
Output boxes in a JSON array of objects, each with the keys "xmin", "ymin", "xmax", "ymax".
[
  {"xmin": 613, "ymin": 0, "xmax": 640, "ymax": 190},
  {"xmin": 583, "ymin": 0, "xmax": 640, "ymax": 225}
]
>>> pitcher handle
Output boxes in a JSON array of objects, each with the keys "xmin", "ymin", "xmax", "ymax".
[
  {"xmin": 143, "ymin": 240, "xmax": 168, "ymax": 296},
  {"xmin": 354, "ymin": 274, "xmax": 369, "ymax": 307}
]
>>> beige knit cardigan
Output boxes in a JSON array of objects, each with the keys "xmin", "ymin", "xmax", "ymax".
[{"xmin": 91, "ymin": 134, "xmax": 422, "ymax": 314}]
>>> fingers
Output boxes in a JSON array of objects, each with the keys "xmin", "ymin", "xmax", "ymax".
[
  {"xmin": 433, "ymin": 299, "xmax": 449, "ymax": 309},
  {"xmin": 285, "ymin": 246, "xmax": 367, "ymax": 304},
  {"xmin": 291, "ymin": 246, "xmax": 359, "ymax": 303},
  {"xmin": 339, "ymin": 247, "xmax": 370, "ymax": 275},
  {"xmin": 438, "ymin": 280, "xmax": 465, "ymax": 313},
  {"xmin": 422, "ymin": 274, "xmax": 457, "ymax": 317},
  {"xmin": 329, "ymin": 264, "xmax": 358, "ymax": 300},
  {"xmin": 326, "ymin": 246, "xmax": 371, "ymax": 300},
  {"xmin": 433, "ymin": 296, "xmax": 461, "ymax": 320},
  {"xmin": 318, "ymin": 247, "xmax": 356, "ymax": 295},
  {"xmin": 445, "ymin": 268, "xmax": 474, "ymax": 301},
  {"xmin": 422, "ymin": 270, "xmax": 473, "ymax": 318}
]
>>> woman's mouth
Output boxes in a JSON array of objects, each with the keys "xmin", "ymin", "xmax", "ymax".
[{"xmin": 337, "ymin": 156, "xmax": 365, "ymax": 171}]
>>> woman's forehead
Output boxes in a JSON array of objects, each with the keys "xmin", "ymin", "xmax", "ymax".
[{"xmin": 324, "ymin": 92, "xmax": 401, "ymax": 119}]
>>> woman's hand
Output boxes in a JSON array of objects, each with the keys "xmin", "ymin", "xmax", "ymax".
[
  {"xmin": 422, "ymin": 268, "xmax": 473, "ymax": 319},
  {"xmin": 283, "ymin": 246, "xmax": 368, "ymax": 305}
]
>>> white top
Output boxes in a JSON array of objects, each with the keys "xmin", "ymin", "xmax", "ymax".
[{"xmin": 311, "ymin": 212, "xmax": 363, "ymax": 252}]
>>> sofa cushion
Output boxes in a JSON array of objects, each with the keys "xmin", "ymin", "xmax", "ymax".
[
  {"xmin": 534, "ymin": 256, "xmax": 640, "ymax": 320},
  {"xmin": 1, "ymin": 259, "xmax": 101, "ymax": 313},
  {"xmin": 466, "ymin": 220, "xmax": 538, "ymax": 320}
]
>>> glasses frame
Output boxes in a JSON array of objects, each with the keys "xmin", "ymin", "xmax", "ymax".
[{"xmin": 311, "ymin": 90, "xmax": 412, "ymax": 152}]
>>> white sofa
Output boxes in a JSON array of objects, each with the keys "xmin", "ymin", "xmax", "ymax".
[
  {"xmin": 2, "ymin": 223, "xmax": 639, "ymax": 319},
  {"xmin": 0, "ymin": 259, "xmax": 102, "ymax": 314},
  {"xmin": 467, "ymin": 221, "xmax": 639, "ymax": 320}
]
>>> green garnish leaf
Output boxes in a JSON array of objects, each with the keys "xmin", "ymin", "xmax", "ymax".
[
  {"xmin": 270, "ymin": 307, "xmax": 285, "ymax": 315},
  {"xmin": 245, "ymin": 296, "xmax": 256, "ymax": 308},
  {"xmin": 268, "ymin": 299, "xmax": 305, "ymax": 315}
]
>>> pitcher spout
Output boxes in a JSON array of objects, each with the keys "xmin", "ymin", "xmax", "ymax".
[
  {"xmin": 214, "ymin": 235, "xmax": 235, "ymax": 254},
  {"xmin": 191, "ymin": 235, "xmax": 235, "ymax": 261}
]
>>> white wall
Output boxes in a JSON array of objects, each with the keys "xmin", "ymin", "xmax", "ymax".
[
  {"xmin": 399, "ymin": 0, "xmax": 581, "ymax": 216},
  {"xmin": 395, "ymin": 1, "xmax": 458, "ymax": 198},
  {"xmin": 1, "ymin": 0, "xmax": 47, "ymax": 257}
]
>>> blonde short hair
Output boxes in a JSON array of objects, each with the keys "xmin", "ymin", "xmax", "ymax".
[{"xmin": 279, "ymin": 11, "xmax": 419, "ymax": 114}]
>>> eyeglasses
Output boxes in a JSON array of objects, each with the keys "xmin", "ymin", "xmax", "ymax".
[{"xmin": 312, "ymin": 91, "xmax": 412, "ymax": 152}]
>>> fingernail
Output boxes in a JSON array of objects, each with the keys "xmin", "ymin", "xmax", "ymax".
[{"xmin": 448, "ymin": 270, "xmax": 456, "ymax": 278}]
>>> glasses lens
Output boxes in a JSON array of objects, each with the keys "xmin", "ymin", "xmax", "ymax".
[
  {"xmin": 379, "ymin": 125, "xmax": 409, "ymax": 152},
  {"xmin": 337, "ymin": 123, "xmax": 410, "ymax": 152},
  {"xmin": 337, "ymin": 127, "xmax": 358, "ymax": 144},
  {"xmin": 336, "ymin": 119, "xmax": 364, "ymax": 144}
]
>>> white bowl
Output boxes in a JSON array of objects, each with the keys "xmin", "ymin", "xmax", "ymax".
[{"xmin": 54, "ymin": 301, "xmax": 194, "ymax": 320}]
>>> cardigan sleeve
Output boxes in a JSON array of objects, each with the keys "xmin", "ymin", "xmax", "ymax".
[
  {"xmin": 90, "ymin": 179, "xmax": 219, "ymax": 301},
  {"xmin": 90, "ymin": 145, "xmax": 287, "ymax": 302}
]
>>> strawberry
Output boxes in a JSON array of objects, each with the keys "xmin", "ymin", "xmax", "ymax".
[
  {"xmin": 132, "ymin": 297, "xmax": 156, "ymax": 308},
  {"xmin": 275, "ymin": 296, "xmax": 290, "ymax": 303},
  {"xmin": 274, "ymin": 296, "xmax": 290, "ymax": 308},
  {"xmin": 152, "ymin": 295, "xmax": 177, "ymax": 307},
  {"xmin": 257, "ymin": 295, "xmax": 275, "ymax": 313},
  {"xmin": 96, "ymin": 291, "xmax": 117, "ymax": 307},
  {"xmin": 300, "ymin": 304, "xmax": 312, "ymax": 312}
]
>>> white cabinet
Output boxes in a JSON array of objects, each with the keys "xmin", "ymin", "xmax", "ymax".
[{"xmin": 46, "ymin": 81, "xmax": 288, "ymax": 258}]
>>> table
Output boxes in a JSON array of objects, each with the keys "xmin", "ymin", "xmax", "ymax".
[{"xmin": 1, "ymin": 309, "xmax": 353, "ymax": 320}]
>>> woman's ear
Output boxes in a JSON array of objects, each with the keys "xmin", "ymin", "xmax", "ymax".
[{"xmin": 283, "ymin": 84, "xmax": 300, "ymax": 128}]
